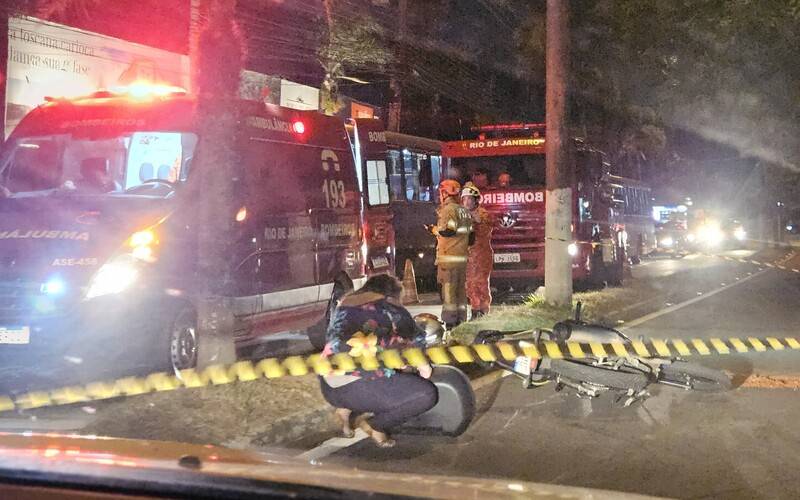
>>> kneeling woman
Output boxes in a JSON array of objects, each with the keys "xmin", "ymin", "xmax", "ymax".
[{"xmin": 320, "ymin": 274, "xmax": 438, "ymax": 447}]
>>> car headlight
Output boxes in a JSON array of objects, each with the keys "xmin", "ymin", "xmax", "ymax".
[
  {"xmin": 734, "ymin": 227, "xmax": 746, "ymax": 241},
  {"xmin": 567, "ymin": 243, "xmax": 579, "ymax": 257},
  {"xmin": 85, "ymin": 227, "xmax": 160, "ymax": 299},
  {"xmin": 686, "ymin": 233, "xmax": 696, "ymax": 242},
  {"xmin": 661, "ymin": 236, "xmax": 674, "ymax": 247},
  {"xmin": 86, "ymin": 254, "xmax": 141, "ymax": 299}
]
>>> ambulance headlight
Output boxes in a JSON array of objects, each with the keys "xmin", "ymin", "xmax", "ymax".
[
  {"xmin": 86, "ymin": 255, "xmax": 140, "ymax": 299},
  {"xmin": 41, "ymin": 278, "xmax": 67, "ymax": 296},
  {"xmin": 567, "ymin": 243, "xmax": 579, "ymax": 257}
]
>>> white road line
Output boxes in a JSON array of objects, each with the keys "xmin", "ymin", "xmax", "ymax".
[
  {"xmin": 296, "ymin": 429, "xmax": 369, "ymax": 462},
  {"xmin": 619, "ymin": 270, "xmax": 766, "ymax": 331}
]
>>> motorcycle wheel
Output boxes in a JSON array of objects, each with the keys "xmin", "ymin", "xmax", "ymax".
[
  {"xmin": 549, "ymin": 359, "xmax": 650, "ymax": 392},
  {"xmin": 659, "ymin": 361, "xmax": 732, "ymax": 392}
]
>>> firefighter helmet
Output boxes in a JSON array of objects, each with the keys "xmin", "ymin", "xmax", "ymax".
[
  {"xmin": 461, "ymin": 182, "xmax": 481, "ymax": 199},
  {"xmin": 439, "ymin": 179, "xmax": 462, "ymax": 198}
]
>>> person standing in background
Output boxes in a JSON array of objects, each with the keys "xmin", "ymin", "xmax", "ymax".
[
  {"xmin": 429, "ymin": 179, "xmax": 473, "ymax": 329},
  {"xmin": 461, "ymin": 182, "xmax": 494, "ymax": 318}
]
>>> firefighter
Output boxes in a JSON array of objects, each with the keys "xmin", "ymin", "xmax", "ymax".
[
  {"xmin": 461, "ymin": 182, "xmax": 494, "ymax": 318},
  {"xmin": 429, "ymin": 179, "xmax": 473, "ymax": 328},
  {"xmin": 497, "ymin": 172, "xmax": 512, "ymax": 188}
]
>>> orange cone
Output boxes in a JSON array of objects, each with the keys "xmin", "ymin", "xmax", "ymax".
[{"xmin": 401, "ymin": 258, "xmax": 419, "ymax": 304}]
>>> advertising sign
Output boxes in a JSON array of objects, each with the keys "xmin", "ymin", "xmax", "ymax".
[
  {"xmin": 5, "ymin": 16, "xmax": 190, "ymax": 138},
  {"xmin": 279, "ymin": 79, "xmax": 319, "ymax": 111}
]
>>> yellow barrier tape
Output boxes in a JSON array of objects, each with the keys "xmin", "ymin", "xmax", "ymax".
[{"xmin": 3, "ymin": 336, "xmax": 799, "ymax": 414}]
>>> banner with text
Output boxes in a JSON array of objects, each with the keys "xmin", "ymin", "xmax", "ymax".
[{"xmin": 6, "ymin": 16, "xmax": 189, "ymax": 138}]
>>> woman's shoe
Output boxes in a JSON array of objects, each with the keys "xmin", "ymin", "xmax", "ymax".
[
  {"xmin": 333, "ymin": 408, "xmax": 354, "ymax": 438},
  {"xmin": 355, "ymin": 414, "xmax": 396, "ymax": 448}
]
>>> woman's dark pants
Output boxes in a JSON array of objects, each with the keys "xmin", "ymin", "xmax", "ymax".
[{"xmin": 321, "ymin": 373, "xmax": 438, "ymax": 432}]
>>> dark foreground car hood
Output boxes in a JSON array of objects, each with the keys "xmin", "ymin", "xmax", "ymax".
[
  {"xmin": 0, "ymin": 433, "xmax": 664, "ymax": 500},
  {"xmin": 0, "ymin": 194, "xmax": 173, "ymax": 283}
]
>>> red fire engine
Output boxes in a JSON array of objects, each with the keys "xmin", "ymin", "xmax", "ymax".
[{"xmin": 442, "ymin": 124, "xmax": 626, "ymax": 288}]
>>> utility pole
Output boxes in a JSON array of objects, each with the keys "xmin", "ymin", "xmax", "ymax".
[
  {"xmin": 544, "ymin": 0, "xmax": 572, "ymax": 307},
  {"xmin": 190, "ymin": 0, "xmax": 243, "ymax": 367},
  {"xmin": 387, "ymin": 0, "xmax": 407, "ymax": 132}
]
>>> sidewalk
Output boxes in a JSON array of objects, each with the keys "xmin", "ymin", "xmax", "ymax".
[{"xmin": 405, "ymin": 292, "xmax": 443, "ymax": 318}]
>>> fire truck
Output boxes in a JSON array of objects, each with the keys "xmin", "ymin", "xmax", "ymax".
[
  {"xmin": 442, "ymin": 124, "xmax": 626, "ymax": 288},
  {"xmin": 346, "ymin": 119, "xmax": 395, "ymax": 276}
]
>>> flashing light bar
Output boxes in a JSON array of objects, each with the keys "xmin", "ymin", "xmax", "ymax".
[
  {"xmin": 44, "ymin": 81, "xmax": 188, "ymax": 103},
  {"xmin": 110, "ymin": 82, "xmax": 187, "ymax": 98},
  {"xmin": 470, "ymin": 123, "xmax": 546, "ymax": 132}
]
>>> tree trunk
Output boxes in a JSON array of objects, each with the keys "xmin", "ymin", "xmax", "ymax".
[
  {"xmin": 387, "ymin": 0, "xmax": 407, "ymax": 132},
  {"xmin": 544, "ymin": 0, "xmax": 573, "ymax": 307},
  {"xmin": 190, "ymin": 0, "xmax": 244, "ymax": 367}
]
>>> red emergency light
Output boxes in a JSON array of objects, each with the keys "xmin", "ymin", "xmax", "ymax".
[{"xmin": 292, "ymin": 120, "xmax": 306, "ymax": 135}]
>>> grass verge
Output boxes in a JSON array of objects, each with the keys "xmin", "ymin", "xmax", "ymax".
[{"xmin": 79, "ymin": 375, "xmax": 333, "ymax": 448}]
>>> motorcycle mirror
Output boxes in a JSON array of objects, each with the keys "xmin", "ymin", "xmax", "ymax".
[{"xmin": 575, "ymin": 301, "xmax": 583, "ymax": 322}]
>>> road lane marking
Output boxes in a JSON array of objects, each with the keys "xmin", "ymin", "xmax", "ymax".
[
  {"xmin": 619, "ymin": 270, "xmax": 765, "ymax": 331},
  {"xmin": 296, "ymin": 429, "xmax": 369, "ymax": 462}
]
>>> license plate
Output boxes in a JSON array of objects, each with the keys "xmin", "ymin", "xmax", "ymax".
[
  {"xmin": 371, "ymin": 256, "xmax": 390, "ymax": 269},
  {"xmin": 494, "ymin": 253, "xmax": 521, "ymax": 263},
  {"xmin": 514, "ymin": 356, "xmax": 532, "ymax": 375},
  {"xmin": 0, "ymin": 326, "xmax": 30, "ymax": 345}
]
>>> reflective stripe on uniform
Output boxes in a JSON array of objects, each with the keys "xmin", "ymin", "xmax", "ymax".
[{"xmin": 437, "ymin": 255, "xmax": 468, "ymax": 263}]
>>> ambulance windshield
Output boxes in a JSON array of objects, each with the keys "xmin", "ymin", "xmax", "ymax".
[{"xmin": 0, "ymin": 131, "xmax": 198, "ymax": 198}]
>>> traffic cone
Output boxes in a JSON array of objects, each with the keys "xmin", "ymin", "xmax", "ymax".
[{"xmin": 401, "ymin": 258, "xmax": 419, "ymax": 304}]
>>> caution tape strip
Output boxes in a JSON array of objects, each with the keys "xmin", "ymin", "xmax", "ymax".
[{"xmin": 2, "ymin": 336, "xmax": 799, "ymax": 413}]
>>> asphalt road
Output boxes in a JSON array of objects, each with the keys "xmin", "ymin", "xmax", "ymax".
[{"xmin": 295, "ymin": 250, "xmax": 800, "ymax": 499}]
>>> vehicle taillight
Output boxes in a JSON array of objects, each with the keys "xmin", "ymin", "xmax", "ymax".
[{"xmin": 292, "ymin": 121, "xmax": 306, "ymax": 135}]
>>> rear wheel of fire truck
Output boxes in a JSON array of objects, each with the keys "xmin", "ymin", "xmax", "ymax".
[
  {"xmin": 587, "ymin": 252, "xmax": 607, "ymax": 288},
  {"xmin": 606, "ymin": 256, "xmax": 624, "ymax": 287},
  {"xmin": 168, "ymin": 305, "xmax": 199, "ymax": 373},
  {"xmin": 308, "ymin": 279, "xmax": 350, "ymax": 351}
]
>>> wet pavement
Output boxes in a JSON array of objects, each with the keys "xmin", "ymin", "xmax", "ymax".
[{"xmin": 293, "ymin": 250, "xmax": 800, "ymax": 499}]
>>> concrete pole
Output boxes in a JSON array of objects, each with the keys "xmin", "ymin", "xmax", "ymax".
[
  {"xmin": 387, "ymin": 0, "xmax": 407, "ymax": 132},
  {"xmin": 544, "ymin": 0, "xmax": 573, "ymax": 307}
]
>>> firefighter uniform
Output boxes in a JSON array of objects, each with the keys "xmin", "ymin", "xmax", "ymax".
[
  {"xmin": 466, "ymin": 205, "xmax": 494, "ymax": 316},
  {"xmin": 434, "ymin": 187, "xmax": 473, "ymax": 327}
]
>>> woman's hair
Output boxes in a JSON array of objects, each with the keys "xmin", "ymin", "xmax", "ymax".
[{"xmin": 359, "ymin": 273, "xmax": 403, "ymax": 299}]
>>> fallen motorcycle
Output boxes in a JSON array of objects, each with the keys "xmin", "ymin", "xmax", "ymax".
[{"xmin": 471, "ymin": 303, "xmax": 732, "ymax": 406}]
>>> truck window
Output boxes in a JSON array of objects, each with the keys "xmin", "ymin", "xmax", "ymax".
[
  {"xmin": 452, "ymin": 155, "xmax": 545, "ymax": 188},
  {"xmin": 366, "ymin": 160, "xmax": 390, "ymax": 206},
  {"xmin": 0, "ymin": 132, "xmax": 197, "ymax": 197},
  {"xmin": 387, "ymin": 150, "xmax": 404, "ymax": 200},
  {"xmin": 403, "ymin": 150, "xmax": 419, "ymax": 201}
]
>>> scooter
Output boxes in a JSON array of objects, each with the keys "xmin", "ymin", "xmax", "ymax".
[
  {"xmin": 474, "ymin": 302, "xmax": 731, "ymax": 406},
  {"xmin": 389, "ymin": 313, "xmax": 476, "ymax": 437}
]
